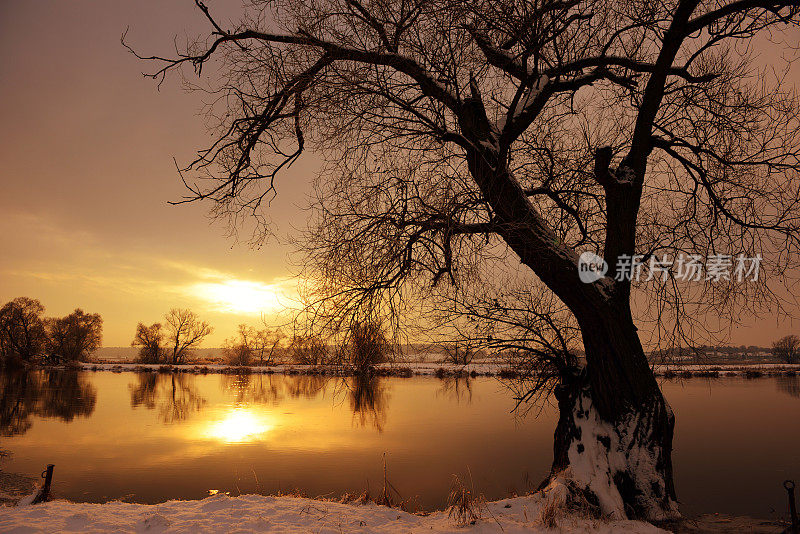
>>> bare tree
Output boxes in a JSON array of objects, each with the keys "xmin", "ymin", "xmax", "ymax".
[
  {"xmin": 223, "ymin": 324, "xmax": 256, "ymax": 366},
  {"xmin": 438, "ymin": 340, "xmax": 477, "ymax": 366},
  {"xmin": 342, "ymin": 318, "xmax": 394, "ymax": 373},
  {"xmin": 255, "ymin": 322, "xmax": 286, "ymax": 366},
  {"xmin": 45, "ymin": 309, "xmax": 103, "ymax": 363},
  {"xmin": 223, "ymin": 323, "xmax": 285, "ymax": 366},
  {"xmin": 0, "ymin": 297, "xmax": 47, "ymax": 365},
  {"xmin": 288, "ymin": 335, "xmax": 329, "ymax": 366},
  {"xmin": 133, "ymin": 0, "xmax": 800, "ymax": 520},
  {"xmin": 163, "ymin": 308, "xmax": 213, "ymax": 364},
  {"xmin": 772, "ymin": 335, "xmax": 800, "ymax": 364},
  {"xmin": 132, "ymin": 322, "xmax": 165, "ymax": 364}
]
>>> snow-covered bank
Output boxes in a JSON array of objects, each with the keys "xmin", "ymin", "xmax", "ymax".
[
  {"xmin": 64, "ymin": 361, "xmax": 800, "ymax": 379},
  {"xmin": 0, "ymin": 493, "xmax": 668, "ymax": 533}
]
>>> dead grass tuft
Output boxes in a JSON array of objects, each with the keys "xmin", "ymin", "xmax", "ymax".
[{"xmin": 447, "ymin": 473, "xmax": 484, "ymax": 526}]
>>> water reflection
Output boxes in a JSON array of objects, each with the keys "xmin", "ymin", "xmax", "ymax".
[
  {"xmin": 776, "ymin": 375, "xmax": 800, "ymax": 398},
  {"xmin": 204, "ymin": 408, "xmax": 274, "ymax": 443},
  {"xmin": 221, "ymin": 373, "xmax": 328, "ymax": 406},
  {"xmin": 220, "ymin": 373, "xmax": 387, "ymax": 430},
  {"xmin": 0, "ymin": 370, "xmax": 96, "ymax": 436},
  {"xmin": 3, "ymin": 371, "xmax": 799, "ymax": 517},
  {"xmin": 285, "ymin": 375, "xmax": 328, "ymax": 400},
  {"xmin": 343, "ymin": 375, "xmax": 389, "ymax": 431},
  {"xmin": 129, "ymin": 372, "xmax": 206, "ymax": 423},
  {"xmin": 437, "ymin": 376, "xmax": 473, "ymax": 404}
]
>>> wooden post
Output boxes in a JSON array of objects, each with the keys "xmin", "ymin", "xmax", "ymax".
[
  {"xmin": 786, "ymin": 480, "xmax": 799, "ymax": 534},
  {"xmin": 31, "ymin": 464, "xmax": 54, "ymax": 504}
]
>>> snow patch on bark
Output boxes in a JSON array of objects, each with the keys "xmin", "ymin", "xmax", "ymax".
[{"xmin": 560, "ymin": 393, "xmax": 680, "ymax": 521}]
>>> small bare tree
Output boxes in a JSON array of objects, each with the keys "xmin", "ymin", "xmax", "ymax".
[
  {"xmin": 163, "ymin": 308, "xmax": 213, "ymax": 364},
  {"xmin": 772, "ymin": 335, "xmax": 800, "ymax": 364},
  {"xmin": 223, "ymin": 324, "xmax": 256, "ymax": 366},
  {"xmin": 344, "ymin": 319, "xmax": 394, "ymax": 374},
  {"xmin": 256, "ymin": 324, "xmax": 286, "ymax": 366},
  {"xmin": 132, "ymin": 322, "xmax": 165, "ymax": 364},
  {"xmin": 224, "ymin": 323, "xmax": 286, "ymax": 366},
  {"xmin": 288, "ymin": 335, "xmax": 329, "ymax": 366},
  {"xmin": 439, "ymin": 340, "xmax": 477, "ymax": 366}
]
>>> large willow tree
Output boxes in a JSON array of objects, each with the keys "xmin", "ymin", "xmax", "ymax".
[{"xmin": 134, "ymin": 0, "xmax": 800, "ymax": 520}]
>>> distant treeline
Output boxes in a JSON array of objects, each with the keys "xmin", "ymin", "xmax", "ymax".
[
  {"xmin": 647, "ymin": 342, "xmax": 799, "ymax": 364},
  {"xmin": 131, "ymin": 311, "xmax": 393, "ymax": 374},
  {"xmin": 4, "ymin": 296, "xmax": 796, "ymax": 368}
]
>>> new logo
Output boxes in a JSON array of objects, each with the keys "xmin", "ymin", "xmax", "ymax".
[{"xmin": 578, "ymin": 251, "xmax": 608, "ymax": 283}]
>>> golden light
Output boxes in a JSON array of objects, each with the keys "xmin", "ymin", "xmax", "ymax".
[
  {"xmin": 205, "ymin": 408, "xmax": 274, "ymax": 443},
  {"xmin": 189, "ymin": 279, "xmax": 286, "ymax": 314}
]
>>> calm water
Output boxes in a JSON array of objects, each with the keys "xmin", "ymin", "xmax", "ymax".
[{"xmin": 1, "ymin": 370, "xmax": 799, "ymax": 519}]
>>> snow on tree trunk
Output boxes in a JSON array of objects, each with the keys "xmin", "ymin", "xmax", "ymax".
[{"xmin": 544, "ymin": 372, "xmax": 679, "ymax": 522}]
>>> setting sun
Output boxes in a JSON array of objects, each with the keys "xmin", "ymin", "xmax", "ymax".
[
  {"xmin": 189, "ymin": 279, "xmax": 287, "ymax": 315},
  {"xmin": 205, "ymin": 408, "xmax": 274, "ymax": 443}
]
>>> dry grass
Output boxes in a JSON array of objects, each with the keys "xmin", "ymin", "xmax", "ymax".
[
  {"xmin": 376, "ymin": 453, "xmax": 402, "ymax": 507},
  {"xmin": 534, "ymin": 475, "xmax": 603, "ymax": 528},
  {"xmin": 447, "ymin": 474, "xmax": 484, "ymax": 526},
  {"xmin": 537, "ymin": 493, "xmax": 560, "ymax": 528}
]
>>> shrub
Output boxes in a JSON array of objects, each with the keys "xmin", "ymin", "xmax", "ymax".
[
  {"xmin": 289, "ymin": 336, "xmax": 329, "ymax": 366},
  {"xmin": 224, "ymin": 343, "xmax": 253, "ymax": 366},
  {"xmin": 345, "ymin": 320, "xmax": 392, "ymax": 374},
  {"xmin": 223, "ymin": 324, "xmax": 257, "ymax": 366}
]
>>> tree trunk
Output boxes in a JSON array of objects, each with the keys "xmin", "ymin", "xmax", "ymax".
[
  {"xmin": 545, "ymin": 307, "xmax": 678, "ymax": 521},
  {"xmin": 457, "ymin": 102, "xmax": 678, "ymax": 521}
]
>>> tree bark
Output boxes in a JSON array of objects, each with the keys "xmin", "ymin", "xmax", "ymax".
[
  {"xmin": 547, "ymin": 306, "xmax": 678, "ymax": 521},
  {"xmin": 459, "ymin": 90, "xmax": 677, "ymax": 521}
]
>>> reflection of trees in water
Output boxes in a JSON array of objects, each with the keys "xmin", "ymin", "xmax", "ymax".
[
  {"xmin": 285, "ymin": 375, "xmax": 328, "ymax": 400},
  {"xmin": 776, "ymin": 375, "xmax": 800, "ymax": 398},
  {"xmin": 344, "ymin": 375, "xmax": 389, "ymax": 432},
  {"xmin": 0, "ymin": 370, "xmax": 97, "ymax": 436},
  {"xmin": 129, "ymin": 373, "xmax": 206, "ymax": 423},
  {"xmin": 221, "ymin": 372, "xmax": 389, "ymax": 431},
  {"xmin": 222, "ymin": 373, "xmax": 284, "ymax": 405},
  {"xmin": 221, "ymin": 373, "xmax": 329, "ymax": 406},
  {"xmin": 436, "ymin": 376, "xmax": 473, "ymax": 404}
]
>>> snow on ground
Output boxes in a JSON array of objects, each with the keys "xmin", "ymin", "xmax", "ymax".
[
  {"xmin": 0, "ymin": 493, "xmax": 669, "ymax": 533},
  {"xmin": 69, "ymin": 361, "xmax": 800, "ymax": 378}
]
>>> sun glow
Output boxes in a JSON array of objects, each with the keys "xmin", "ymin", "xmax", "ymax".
[
  {"xmin": 205, "ymin": 409, "xmax": 274, "ymax": 443},
  {"xmin": 189, "ymin": 279, "xmax": 288, "ymax": 314}
]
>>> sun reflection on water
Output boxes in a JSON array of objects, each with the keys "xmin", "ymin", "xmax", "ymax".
[{"xmin": 205, "ymin": 408, "xmax": 273, "ymax": 443}]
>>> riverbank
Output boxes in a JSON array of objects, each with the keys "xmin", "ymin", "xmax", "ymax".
[
  {"xmin": 0, "ymin": 492, "xmax": 667, "ymax": 533},
  {"xmin": 0, "ymin": 492, "xmax": 789, "ymax": 533},
  {"xmin": 62, "ymin": 361, "xmax": 800, "ymax": 379}
]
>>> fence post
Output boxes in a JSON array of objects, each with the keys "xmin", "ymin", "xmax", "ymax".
[
  {"xmin": 786, "ymin": 480, "xmax": 799, "ymax": 534},
  {"xmin": 31, "ymin": 464, "xmax": 54, "ymax": 504}
]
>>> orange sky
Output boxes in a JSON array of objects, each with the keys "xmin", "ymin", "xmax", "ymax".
[{"xmin": 0, "ymin": 1, "xmax": 797, "ymax": 347}]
